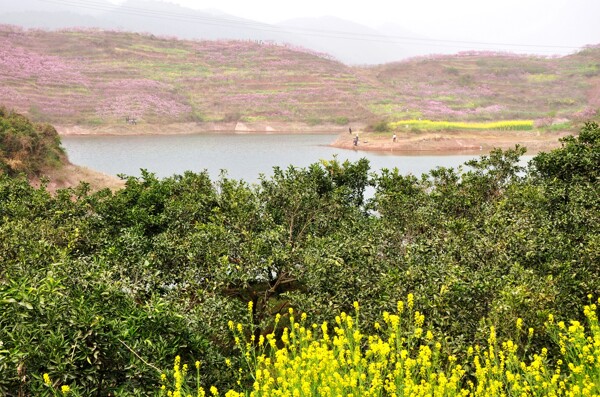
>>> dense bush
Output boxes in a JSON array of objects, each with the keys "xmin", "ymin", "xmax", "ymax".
[
  {"xmin": 0, "ymin": 108, "xmax": 66, "ymax": 177},
  {"xmin": 0, "ymin": 118, "xmax": 598, "ymax": 395},
  {"xmin": 373, "ymin": 120, "xmax": 390, "ymax": 132}
]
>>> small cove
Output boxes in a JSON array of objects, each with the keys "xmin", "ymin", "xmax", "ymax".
[{"xmin": 60, "ymin": 133, "xmax": 531, "ymax": 182}]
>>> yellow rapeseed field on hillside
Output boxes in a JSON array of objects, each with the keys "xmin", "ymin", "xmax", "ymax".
[{"xmin": 389, "ymin": 120, "xmax": 534, "ymax": 131}]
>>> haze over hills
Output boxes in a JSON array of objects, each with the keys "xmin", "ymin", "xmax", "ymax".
[
  {"xmin": 1, "ymin": 26, "xmax": 598, "ymax": 129},
  {"xmin": 0, "ymin": 0, "xmax": 418, "ymax": 64},
  {"xmin": 275, "ymin": 17, "xmax": 415, "ymax": 65},
  {"xmin": 0, "ymin": 0, "xmax": 594, "ymax": 64}
]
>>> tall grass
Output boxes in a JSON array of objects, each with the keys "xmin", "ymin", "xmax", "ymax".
[{"xmin": 389, "ymin": 119, "xmax": 534, "ymax": 131}]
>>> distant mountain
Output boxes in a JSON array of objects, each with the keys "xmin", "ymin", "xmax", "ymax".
[
  {"xmin": 101, "ymin": 0, "xmax": 288, "ymax": 41},
  {"xmin": 0, "ymin": 12, "xmax": 108, "ymax": 30},
  {"xmin": 0, "ymin": 0, "xmax": 115, "ymax": 16},
  {"xmin": 0, "ymin": 0, "xmax": 595, "ymax": 63},
  {"xmin": 0, "ymin": 0, "xmax": 427, "ymax": 64},
  {"xmin": 0, "ymin": 0, "xmax": 116, "ymax": 30},
  {"xmin": 276, "ymin": 16, "xmax": 413, "ymax": 65},
  {"xmin": 376, "ymin": 23, "xmax": 451, "ymax": 58}
]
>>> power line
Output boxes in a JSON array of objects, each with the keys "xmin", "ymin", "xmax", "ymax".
[{"xmin": 34, "ymin": 0, "xmax": 584, "ymax": 53}]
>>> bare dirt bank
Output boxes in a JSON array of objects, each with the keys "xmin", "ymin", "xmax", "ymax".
[
  {"xmin": 56, "ymin": 122, "xmax": 573, "ymax": 154},
  {"xmin": 31, "ymin": 163, "xmax": 125, "ymax": 193},
  {"xmin": 56, "ymin": 122, "xmax": 367, "ymax": 136},
  {"xmin": 331, "ymin": 129, "xmax": 573, "ymax": 154}
]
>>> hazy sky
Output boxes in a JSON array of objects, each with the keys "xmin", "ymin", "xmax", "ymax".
[
  {"xmin": 104, "ymin": 0, "xmax": 572, "ymax": 27},
  {"xmin": 90, "ymin": 0, "xmax": 600, "ymax": 52}
]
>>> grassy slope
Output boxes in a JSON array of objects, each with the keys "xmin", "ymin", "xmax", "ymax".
[{"xmin": 1, "ymin": 25, "xmax": 599, "ymax": 129}]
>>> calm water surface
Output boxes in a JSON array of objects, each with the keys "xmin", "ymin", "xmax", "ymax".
[{"xmin": 61, "ymin": 133, "xmax": 530, "ymax": 182}]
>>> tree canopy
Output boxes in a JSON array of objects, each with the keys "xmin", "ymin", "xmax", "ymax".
[{"xmin": 1, "ymin": 116, "xmax": 599, "ymax": 395}]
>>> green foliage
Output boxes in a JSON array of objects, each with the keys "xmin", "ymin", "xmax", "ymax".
[
  {"xmin": 0, "ymin": 108, "xmax": 66, "ymax": 177},
  {"xmin": 305, "ymin": 117, "xmax": 323, "ymax": 126},
  {"xmin": 332, "ymin": 116, "xmax": 349, "ymax": 125},
  {"xmin": 531, "ymin": 121, "xmax": 599, "ymax": 184},
  {"xmin": 0, "ymin": 114, "xmax": 599, "ymax": 394},
  {"xmin": 373, "ymin": 120, "xmax": 390, "ymax": 132}
]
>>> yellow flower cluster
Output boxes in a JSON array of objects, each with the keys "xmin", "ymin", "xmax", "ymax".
[
  {"xmin": 160, "ymin": 355, "xmax": 206, "ymax": 397},
  {"xmin": 468, "ymin": 300, "xmax": 600, "ymax": 397},
  {"xmin": 225, "ymin": 296, "xmax": 467, "ymax": 397},
  {"xmin": 224, "ymin": 297, "xmax": 600, "ymax": 397},
  {"xmin": 161, "ymin": 296, "xmax": 600, "ymax": 397},
  {"xmin": 389, "ymin": 119, "xmax": 534, "ymax": 131},
  {"xmin": 41, "ymin": 373, "xmax": 72, "ymax": 395}
]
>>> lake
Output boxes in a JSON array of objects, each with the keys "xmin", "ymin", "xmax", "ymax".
[{"xmin": 60, "ymin": 133, "xmax": 529, "ymax": 182}]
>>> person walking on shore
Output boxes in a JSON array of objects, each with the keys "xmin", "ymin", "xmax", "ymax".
[{"xmin": 349, "ymin": 127, "xmax": 352, "ymax": 134}]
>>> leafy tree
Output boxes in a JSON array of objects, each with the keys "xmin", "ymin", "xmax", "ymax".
[{"xmin": 1, "ymin": 113, "xmax": 599, "ymax": 394}]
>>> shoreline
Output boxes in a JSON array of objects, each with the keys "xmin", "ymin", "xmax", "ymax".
[
  {"xmin": 56, "ymin": 122, "xmax": 574, "ymax": 154},
  {"xmin": 330, "ymin": 129, "xmax": 573, "ymax": 154},
  {"xmin": 55, "ymin": 121, "xmax": 366, "ymax": 136}
]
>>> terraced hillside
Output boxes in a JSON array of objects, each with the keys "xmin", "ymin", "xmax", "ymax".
[
  {"xmin": 365, "ymin": 49, "xmax": 600, "ymax": 125},
  {"xmin": 0, "ymin": 26, "xmax": 371, "ymax": 126},
  {"xmin": 1, "ymin": 25, "xmax": 599, "ymax": 130}
]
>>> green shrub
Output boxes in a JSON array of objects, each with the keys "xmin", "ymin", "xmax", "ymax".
[
  {"xmin": 332, "ymin": 116, "xmax": 349, "ymax": 125},
  {"xmin": 0, "ymin": 109, "xmax": 66, "ymax": 176},
  {"xmin": 306, "ymin": 117, "xmax": 323, "ymax": 126},
  {"xmin": 373, "ymin": 120, "xmax": 389, "ymax": 132}
]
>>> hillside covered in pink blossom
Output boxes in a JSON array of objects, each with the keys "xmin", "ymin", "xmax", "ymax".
[{"xmin": 1, "ymin": 25, "xmax": 599, "ymax": 130}]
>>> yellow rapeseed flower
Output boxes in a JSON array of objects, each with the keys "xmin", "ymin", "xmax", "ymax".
[
  {"xmin": 389, "ymin": 119, "xmax": 534, "ymax": 132},
  {"xmin": 407, "ymin": 294, "xmax": 414, "ymax": 309},
  {"xmin": 397, "ymin": 300, "xmax": 404, "ymax": 313},
  {"xmin": 182, "ymin": 293, "xmax": 600, "ymax": 397}
]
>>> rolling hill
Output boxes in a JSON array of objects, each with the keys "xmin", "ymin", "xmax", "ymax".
[{"xmin": 0, "ymin": 25, "xmax": 599, "ymax": 131}]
